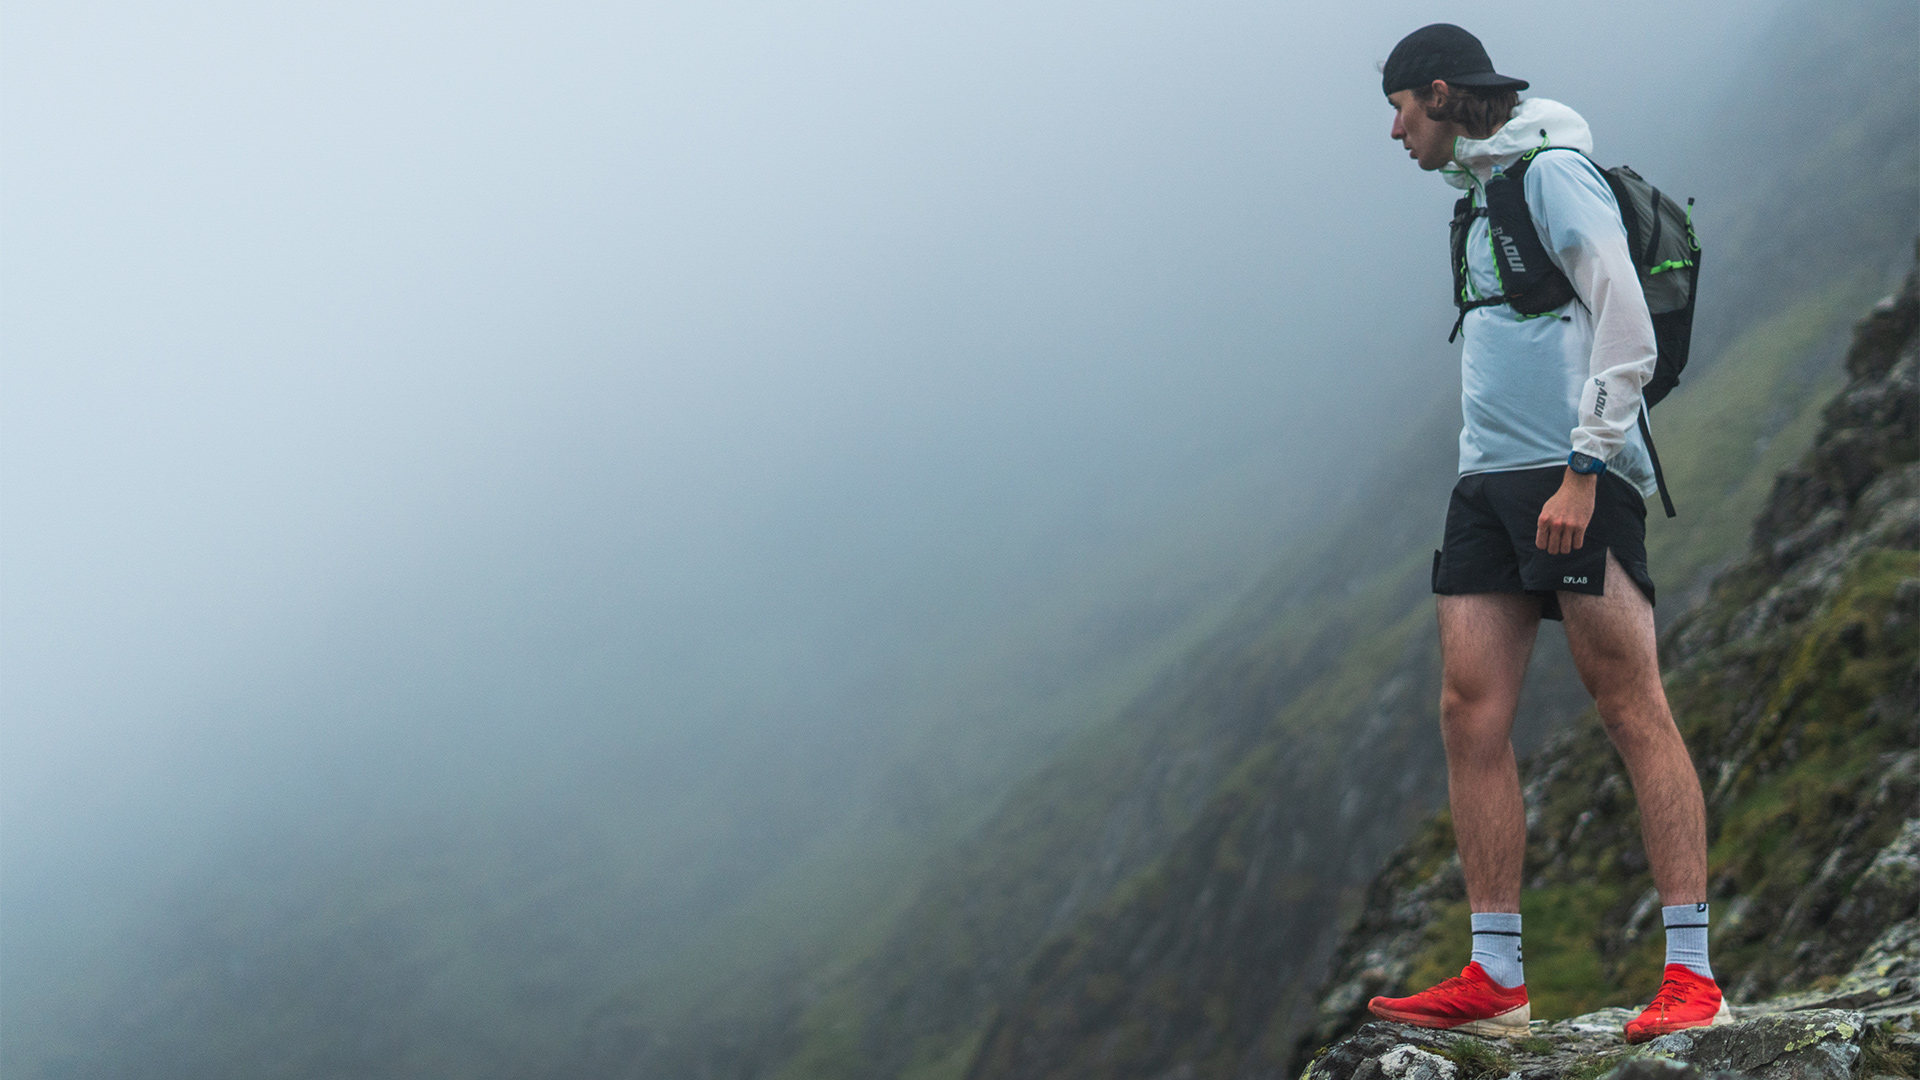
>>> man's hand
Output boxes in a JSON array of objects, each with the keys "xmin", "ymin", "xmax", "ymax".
[{"xmin": 1537, "ymin": 469, "xmax": 1598, "ymax": 555}]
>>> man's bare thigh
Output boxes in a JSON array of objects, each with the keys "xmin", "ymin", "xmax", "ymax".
[
  {"xmin": 1558, "ymin": 549, "xmax": 1662, "ymax": 690},
  {"xmin": 1437, "ymin": 592, "xmax": 1541, "ymax": 702}
]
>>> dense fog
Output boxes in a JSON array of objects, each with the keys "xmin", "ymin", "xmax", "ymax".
[{"xmin": 1, "ymin": 0, "xmax": 1777, "ymax": 1068}]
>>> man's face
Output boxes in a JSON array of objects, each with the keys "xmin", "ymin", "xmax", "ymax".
[{"xmin": 1388, "ymin": 84, "xmax": 1456, "ymax": 171}]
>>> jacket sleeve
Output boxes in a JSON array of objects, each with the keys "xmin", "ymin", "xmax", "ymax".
[{"xmin": 1525, "ymin": 152, "xmax": 1657, "ymax": 464}]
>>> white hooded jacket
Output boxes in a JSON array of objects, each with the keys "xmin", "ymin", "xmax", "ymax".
[{"xmin": 1442, "ymin": 98, "xmax": 1659, "ymax": 498}]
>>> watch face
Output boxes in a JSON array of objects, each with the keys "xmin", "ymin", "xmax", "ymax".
[{"xmin": 1570, "ymin": 452, "xmax": 1602, "ymax": 473}]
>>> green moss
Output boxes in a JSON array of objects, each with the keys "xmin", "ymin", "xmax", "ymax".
[
  {"xmin": 1436, "ymin": 1036, "xmax": 1517, "ymax": 1078},
  {"xmin": 1566, "ymin": 1052, "xmax": 1634, "ymax": 1080},
  {"xmin": 1704, "ymin": 551, "xmax": 1918, "ymax": 914}
]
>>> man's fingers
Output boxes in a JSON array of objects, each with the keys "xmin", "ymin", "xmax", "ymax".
[
  {"xmin": 1538, "ymin": 516, "xmax": 1569, "ymax": 555},
  {"xmin": 1537, "ymin": 478, "xmax": 1596, "ymax": 556}
]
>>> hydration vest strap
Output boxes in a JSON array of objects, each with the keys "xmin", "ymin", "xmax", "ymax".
[
  {"xmin": 1449, "ymin": 295, "xmax": 1511, "ymax": 342},
  {"xmin": 1447, "ymin": 152, "xmax": 1578, "ymax": 340},
  {"xmin": 1638, "ymin": 408, "xmax": 1677, "ymax": 518}
]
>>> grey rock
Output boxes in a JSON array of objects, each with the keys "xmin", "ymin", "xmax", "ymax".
[
  {"xmin": 1376, "ymin": 1044, "xmax": 1458, "ymax": 1080},
  {"xmin": 1657, "ymin": 1010, "xmax": 1865, "ymax": 1080},
  {"xmin": 1647, "ymin": 1031, "xmax": 1698, "ymax": 1056},
  {"xmin": 1771, "ymin": 507, "xmax": 1848, "ymax": 571},
  {"xmin": 1596, "ymin": 1059, "xmax": 1723, "ymax": 1080}
]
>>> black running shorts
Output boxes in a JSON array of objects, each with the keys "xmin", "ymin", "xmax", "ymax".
[{"xmin": 1431, "ymin": 465, "xmax": 1656, "ymax": 622}]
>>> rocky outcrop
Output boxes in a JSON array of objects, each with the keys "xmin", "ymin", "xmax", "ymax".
[
  {"xmin": 1305, "ymin": 1006, "xmax": 1873, "ymax": 1076},
  {"xmin": 1297, "ymin": 251, "xmax": 1919, "ymax": 1079},
  {"xmin": 1304, "ymin": 1010, "xmax": 1876, "ymax": 1080},
  {"xmin": 1302, "ymin": 918, "xmax": 1917, "ymax": 1080}
]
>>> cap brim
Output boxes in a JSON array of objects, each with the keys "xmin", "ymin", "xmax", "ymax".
[{"xmin": 1445, "ymin": 71, "xmax": 1529, "ymax": 91}]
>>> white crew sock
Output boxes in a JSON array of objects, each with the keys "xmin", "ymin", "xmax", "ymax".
[
  {"xmin": 1663, "ymin": 903, "xmax": 1712, "ymax": 979},
  {"xmin": 1470, "ymin": 912, "xmax": 1525, "ymax": 988}
]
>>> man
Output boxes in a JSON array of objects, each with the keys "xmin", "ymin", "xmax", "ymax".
[{"xmin": 1363, "ymin": 24, "xmax": 1728, "ymax": 1043}]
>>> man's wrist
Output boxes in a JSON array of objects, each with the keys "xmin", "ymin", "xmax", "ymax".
[{"xmin": 1568, "ymin": 450, "xmax": 1607, "ymax": 475}]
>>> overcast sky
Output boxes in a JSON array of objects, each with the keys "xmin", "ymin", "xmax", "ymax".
[{"xmin": 1, "ymin": 0, "xmax": 1776, "ymax": 1047}]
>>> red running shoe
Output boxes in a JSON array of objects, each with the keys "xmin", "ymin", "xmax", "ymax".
[
  {"xmin": 1624, "ymin": 964, "xmax": 1733, "ymax": 1043},
  {"xmin": 1367, "ymin": 962, "xmax": 1531, "ymax": 1037}
]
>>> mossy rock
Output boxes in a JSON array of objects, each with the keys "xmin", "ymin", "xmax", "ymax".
[{"xmin": 1642, "ymin": 1009, "xmax": 1866, "ymax": 1080}]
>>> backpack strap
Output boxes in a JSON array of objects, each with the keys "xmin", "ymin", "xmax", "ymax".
[
  {"xmin": 1637, "ymin": 408, "xmax": 1677, "ymax": 518},
  {"xmin": 1485, "ymin": 150, "xmax": 1579, "ymax": 316},
  {"xmin": 1449, "ymin": 295, "xmax": 1508, "ymax": 343},
  {"xmin": 1446, "ymin": 148, "xmax": 1580, "ymax": 339}
]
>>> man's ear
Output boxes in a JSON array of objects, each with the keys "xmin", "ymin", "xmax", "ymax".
[{"xmin": 1428, "ymin": 79, "xmax": 1451, "ymax": 108}]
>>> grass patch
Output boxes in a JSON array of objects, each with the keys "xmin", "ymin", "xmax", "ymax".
[
  {"xmin": 1564, "ymin": 1052, "xmax": 1633, "ymax": 1080},
  {"xmin": 1436, "ymin": 1036, "xmax": 1516, "ymax": 1079},
  {"xmin": 1861, "ymin": 1022, "xmax": 1919, "ymax": 1079}
]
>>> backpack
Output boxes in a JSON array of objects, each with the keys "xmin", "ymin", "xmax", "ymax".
[{"xmin": 1446, "ymin": 146, "xmax": 1701, "ymax": 517}]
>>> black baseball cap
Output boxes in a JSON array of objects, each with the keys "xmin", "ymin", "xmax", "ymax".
[{"xmin": 1382, "ymin": 24, "xmax": 1529, "ymax": 97}]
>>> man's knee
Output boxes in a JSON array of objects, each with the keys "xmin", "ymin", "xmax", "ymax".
[
  {"xmin": 1440, "ymin": 675, "xmax": 1517, "ymax": 749},
  {"xmin": 1593, "ymin": 685, "xmax": 1683, "ymax": 756},
  {"xmin": 1441, "ymin": 667, "xmax": 1498, "ymax": 717}
]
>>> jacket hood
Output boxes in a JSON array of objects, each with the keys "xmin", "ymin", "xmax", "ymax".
[{"xmin": 1441, "ymin": 98, "xmax": 1592, "ymax": 190}]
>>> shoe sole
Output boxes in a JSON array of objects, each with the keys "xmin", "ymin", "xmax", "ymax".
[
  {"xmin": 1624, "ymin": 997, "xmax": 1734, "ymax": 1044},
  {"xmin": 1368, "ymin": 1001, "xmax": 1531, "ymax": 1038}
]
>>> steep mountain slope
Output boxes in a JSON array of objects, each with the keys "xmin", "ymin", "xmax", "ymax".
[
  {"xmin": 588, "ymin": 4, "xmax": 1920, "ymax": 1077},
  {"xmin": 566, "ymin": 401, "xmax": 1472, "ymax": 1080},
  {"xmin": 1299, "ymin": 246, "xmax": 1917, "ymax": 1080},
  {"xmin": 1681, "ymin": 0, "xmax": 1920, "ymax": 355},
  {"xmin": 10, "ymin": 527, "xmax": 1267, "ymax": 1080}
]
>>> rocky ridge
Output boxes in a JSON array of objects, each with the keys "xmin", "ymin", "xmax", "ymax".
[{"xmin": 1296, "ymin": 251, "xmax": 1919, "ymax": 1080}]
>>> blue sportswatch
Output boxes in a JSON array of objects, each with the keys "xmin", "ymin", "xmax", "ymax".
[{"xmin": 1568, "ymin": 451, "xmax": 1607, "ymax": 476}]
